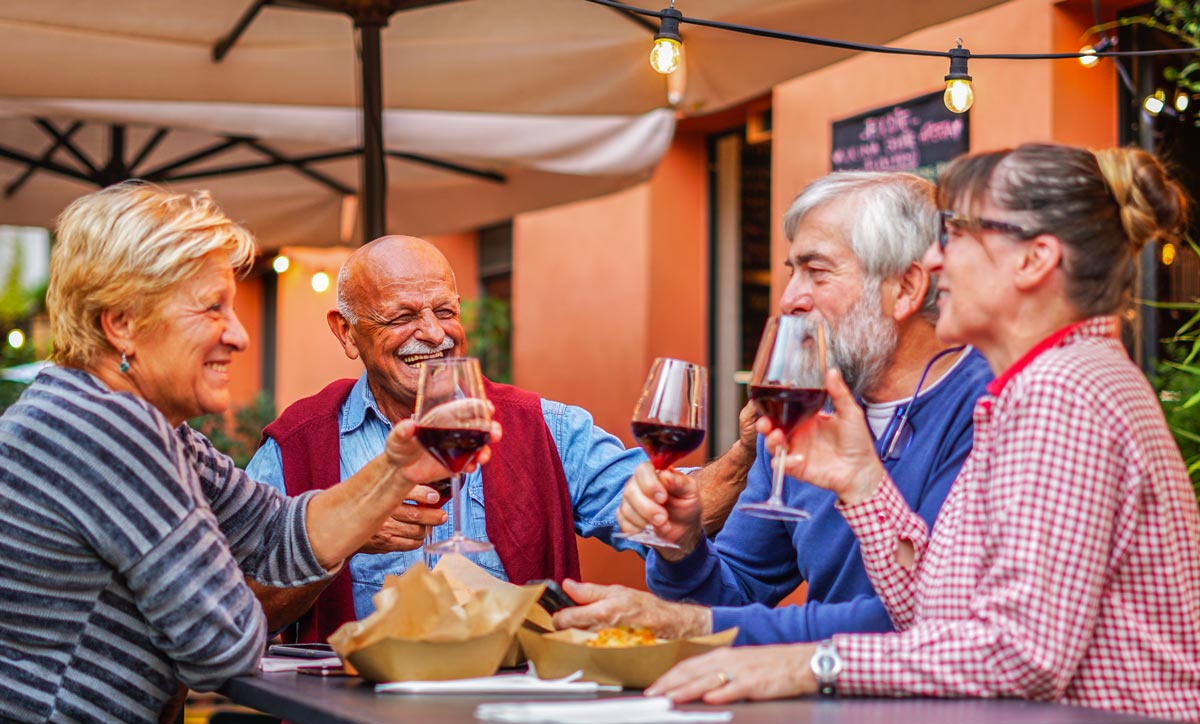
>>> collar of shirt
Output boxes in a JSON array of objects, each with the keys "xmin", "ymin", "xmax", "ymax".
[
  {"xmin": 984, "ymin": 317, "xmax": 1117, "ymax": 397},
  {"xmin": 341, "ymin": 373, "xmax": 392, "ymax": 435}
]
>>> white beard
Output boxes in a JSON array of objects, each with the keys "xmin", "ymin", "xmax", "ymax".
[{"xmin": 828, "ymin": 277, "xmax": 899, "ymax": 399}]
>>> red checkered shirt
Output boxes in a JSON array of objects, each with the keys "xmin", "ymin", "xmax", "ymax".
[{"xmin": 832, "ymin": 317, "xmax": 1200, "ymax": 721}]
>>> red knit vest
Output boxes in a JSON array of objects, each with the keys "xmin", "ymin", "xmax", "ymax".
[{"xmin": 260, "ymin": 377, "xmax": 580, "ymax": 644}]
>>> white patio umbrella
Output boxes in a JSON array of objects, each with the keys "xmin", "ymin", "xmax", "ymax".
[{"xmin": 0, "ymin": 0, "xmax": 1007, "ymax": 243}]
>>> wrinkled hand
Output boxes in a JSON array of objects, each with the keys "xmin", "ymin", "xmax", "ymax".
[
  {"xmin": 551, "ymin": 580, "xmax": 711, "ymax": 640},
  {"xmin": 617, "ymin": 463, "xmax": 703, "ymax": 559},
  {"xmin": 357, "ymin": 485, "xmax": 449, "ymax": 554},
  {"xmin": 759, "ymin": 368, "xmax": 882, "ymax": 505},
  {"xmin": 737, "ymin": 399, "xmax": 760, "ymax": 453},
  {"xmin": 646, "ymin": 643, "xmax": 817, "ymax": 704},
  {"xmin": 385, "ymin": 417, "xmax": 503, "ymax": 483}
]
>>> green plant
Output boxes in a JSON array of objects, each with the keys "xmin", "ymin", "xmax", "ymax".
[
  {"xmin": 1090, "ymin": 0, "xmax": 1200, "ymax": 123},
  {"xmin": 462, "ymin": 296, "xmax": 512, "ymax": 384},
  {"xmin": 189, "ymin": 392, "xmax": 277, "ymax": 468}
]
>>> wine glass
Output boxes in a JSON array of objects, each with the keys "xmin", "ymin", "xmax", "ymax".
[
  {"xmin": 414, "ymin": 357, "xmax": 494, "ymax": 556},
  {"xmin": 615, "ymin": 357, "xmax": 707, "ymax": 550},
  {"xmin": 419, "ymin": 478, "xmax": 452, "ymax": 569},
  {"xmin": 737, "ymin": 315, "xmax": 828, "ymax": 521}
]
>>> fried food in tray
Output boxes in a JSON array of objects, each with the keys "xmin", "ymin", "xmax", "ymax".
[{"xmin": 584, "ymin": 625, "xmax": 659, "ymax": 648}]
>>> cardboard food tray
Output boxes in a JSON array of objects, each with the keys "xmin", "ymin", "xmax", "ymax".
[{"xmin": 517, "ymin": 626, "xmax": 738, "ymax": 689}]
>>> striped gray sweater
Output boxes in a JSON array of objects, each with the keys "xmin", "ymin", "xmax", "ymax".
[{"xmin": 0, "ymin": 366, "xmax": 329, "ymax": 723}]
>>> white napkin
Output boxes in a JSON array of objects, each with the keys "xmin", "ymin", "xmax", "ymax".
[
  {"xmin": 376, "ymin": 671, "xmax": 621, "ymax": 695},
  {"xmin": 259, "ymin": 655, "xmax": 342, "ymax": 673},
  {"xmin": 473, "ymin": 697, "xmax": 733, "ymax": 724}
]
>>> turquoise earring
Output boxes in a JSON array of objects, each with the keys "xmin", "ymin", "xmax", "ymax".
[{"xmin": 119, "ymin": 351, "xmax": 130, "ymax": 374}]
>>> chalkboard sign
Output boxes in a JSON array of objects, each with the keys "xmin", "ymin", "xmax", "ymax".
[{"xmin": 830, "ymin": 91, "xmax": 969, "ymax": 181}]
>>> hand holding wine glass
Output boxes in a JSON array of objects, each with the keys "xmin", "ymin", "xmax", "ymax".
[
  {"xmin": 615, "ymin": 358, "xmax": 707, "ymax": 550},
  {"xmin": 738, "ymin": 315, "xmax": 829, "ymax": 521},
  {"xmin": 414, "ymin": 357, "xmax": 495, "ymax": 556}
]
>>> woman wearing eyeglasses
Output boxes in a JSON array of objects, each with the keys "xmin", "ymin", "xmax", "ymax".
[{"xmin": 647, "ymin": 143, "xmax": 1200, "ymax": 721}]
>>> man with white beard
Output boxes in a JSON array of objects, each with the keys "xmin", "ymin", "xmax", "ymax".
[
  {"xmin": 552, "ymin": 171, "xmax": 994, "ymax": 646},
  {"xmin": 245, "ymin": 235, "xmax": 754, "ymax": 643}
]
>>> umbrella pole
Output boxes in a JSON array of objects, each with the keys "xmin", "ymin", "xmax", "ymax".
[{"xmin": 357, "ymin": 18, "xmax": 387, "ymax": 243}]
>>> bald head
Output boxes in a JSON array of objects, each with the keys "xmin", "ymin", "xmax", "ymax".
[
  {"xmin": 337, "ymin": 235, "xmax": 457, "ymax": 324},
  {"xmin": 327, "ymin": 234, "xmax": 467, "ymax": 422}
]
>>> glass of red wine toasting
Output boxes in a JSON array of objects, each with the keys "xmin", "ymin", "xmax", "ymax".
[
  {"xmin": 738, "ymin": 315, "xmax": 829, "ymax": 521},
  {"xmin": 615, "ymin": 357, "xmax": 707, "ymax": 550},
  {"xmin": 414, "ymin": 357, "xmax": 494, "ymax": 556}
]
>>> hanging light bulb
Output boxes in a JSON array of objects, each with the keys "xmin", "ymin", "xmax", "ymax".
[
  {"xmin": 311, "ymin": 271, "xmax": 331, "ymax": 293},
  {"xmin": 1174, "ymin": 90, "xmax": 1190, "ymax": 113},
  {"xmin": 1078, "ymin": 36, "xmax": 1114, "ymax": 68},
  {"xmin": 1162, "ymin": 241, "xmax": 1177, "ymax": 266},
  {"xmin": 1144, "ymin": 89, "xmax": 1166, "ymax": 116},
  {"xmin": 649, "ymin": 5, "xmax": 683, "ymax": 75},
  {"xmin": 943, "ymin": 43, "xmax": 974, "ymax": 113},
  {"xmin": 272, "ymin": 254, "xmax": 290, "ymax": 274},
  {"xmin": 6, "ymin": 329, "xmax": 24, "ymax": 349}
]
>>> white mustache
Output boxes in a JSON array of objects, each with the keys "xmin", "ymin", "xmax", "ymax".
[{"xmin": 397, "ymin": 337, "xmax": 455, "ymax": 357}]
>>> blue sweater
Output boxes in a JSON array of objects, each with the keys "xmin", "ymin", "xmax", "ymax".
[{"xmin": 647, "ymin": 349, "xmax": 993, "ymax": 645}]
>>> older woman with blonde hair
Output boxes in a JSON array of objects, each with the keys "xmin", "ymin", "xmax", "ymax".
[
  {"xmin": 648, "ymin": 143, "xmax": 1200, "ymax": 721},
  {"xmin": 0, "ymin": 182, "xmax": 497, "ymax": 724}
]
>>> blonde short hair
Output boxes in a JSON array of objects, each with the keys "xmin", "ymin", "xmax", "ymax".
[{"xmin": 47, "ymin": 182, "xmax": 257, "ymax": 368}]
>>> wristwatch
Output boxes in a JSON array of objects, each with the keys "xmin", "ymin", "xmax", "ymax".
[{"xmin": 809, "ymin": 639, "xmax": 844, "ymax": 696}]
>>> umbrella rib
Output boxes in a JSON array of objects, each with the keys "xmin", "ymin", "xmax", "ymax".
[
  {"xmin": 159, "ymin": 148, "xmax": 360, "ymax": 184},
  {"xmin": 0, "ymin": 142, "xmax": 95, "ymax": 187},
  {"xmin": 212, "ymin": 0, "xmax": 274, "ymax": 62},
  {"xmin": 128, "ymin": 128, "xmax": 172, "ymax": 176},
  {"xmin": 34, "ymin": 118, "xmax": 99, "ymax": 176},
  {"xmin": 139, "ymin": 137, "xmax": 253, "ymax": 179},
  {"xmin": 241, "ymin": 138, "xmax": 355, "ymax": 195},
  {"xmin": 384, "ymin": 151, "xmax": 506, "ymax": 184},
  {"xmin": 5, "ymin": 120, "xmax": 84, "ymax": 198}
]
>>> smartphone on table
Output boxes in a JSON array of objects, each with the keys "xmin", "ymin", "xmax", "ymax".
[
  {"xmin": 530, "ymin": 579, "xmax": 578, "ymax": 614},
  {"xmin": 267, "ymin": 643, "xmax": 336, "ymax": 659}
]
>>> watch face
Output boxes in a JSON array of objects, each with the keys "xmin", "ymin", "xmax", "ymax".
[{"xmin": 815, "ymin": 653, "xmax": 836, "ymax": 675}]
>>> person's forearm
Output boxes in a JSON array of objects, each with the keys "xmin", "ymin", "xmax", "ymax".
[
  {"xmin": 304, "ymin": 453, "xmax": 416, "ymax": 569},
  {"xmin": 248, "ymin": 577, "xmax": 334, "ymax": 633},
  {"xmin": 693, "ymin": 439, "xmax": 757, "ymax": 535}
]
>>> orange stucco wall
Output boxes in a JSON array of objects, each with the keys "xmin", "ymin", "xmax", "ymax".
[{"xmin": 230, "ymin": 273, "xmax": 263, "ymax": 407}]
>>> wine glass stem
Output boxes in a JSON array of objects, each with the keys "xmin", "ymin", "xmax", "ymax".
[
  {"xmin": 450, "ymin": 472, "xmax": 463, "ymax": 540},
  {"xmin": 768, "ymin": 447, "xmax": 787, "ymax": 505}
]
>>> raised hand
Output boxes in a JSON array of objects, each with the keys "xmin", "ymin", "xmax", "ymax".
[
  {"xmin": 617, "ymin": 463, "xmax": 703, "ymax": 560},
  {"xmin": 357, "ymin": 485, "xmax": 448, "ymax": 554}
]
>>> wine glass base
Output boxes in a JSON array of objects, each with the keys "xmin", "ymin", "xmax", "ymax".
[
  {"xmin": 736, "ymin": 502, "xmax": 811, "ymax": 522},
  {"xmin": 425, "ymin": 535, "xmax": 495, "ymax": 555},
  {"xmin": 612, "ymin": 528, "xmax": 682, "ymax": 550}
]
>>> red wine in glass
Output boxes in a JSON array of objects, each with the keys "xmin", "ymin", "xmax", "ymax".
[
  {"xmin": 615, "ymin": 358, "xmax": 707, "ymax": 550},
  {"xmin": 748, "ymin": 385, "xmax": 827, "ymax": 436},
  {"xmin": 415, "ymin": 427, "xmax": 490, "ymax": 473},
  {"xmin": 415, "ymin": 357, "xmax": 494, "ymax": 556},
  {"xmin": 738, "ymin": 316, "xmax": 829, "ymax": 522}
]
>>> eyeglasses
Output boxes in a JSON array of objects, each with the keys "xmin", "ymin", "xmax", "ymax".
[
  {"xmin": 874, "ymin": 345, "xmax": 966, "ymax": 462},
  {"xmin": 938, "ymin": 210, "xmax": 1041, "ymax": 250}
]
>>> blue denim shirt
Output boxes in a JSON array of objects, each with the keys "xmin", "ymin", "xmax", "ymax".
[{"xmin": 246, "ymin": 373, "xmax": 646, "ymax": 618}]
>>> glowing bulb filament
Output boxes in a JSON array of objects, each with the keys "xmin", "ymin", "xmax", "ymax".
[
  {"xmin": 650, "ymin": 37, "xmax": 682, "ymax": 74},
  {"xmin": 944, "ymin": 79, "xmax": 974, "ymax": 113}
]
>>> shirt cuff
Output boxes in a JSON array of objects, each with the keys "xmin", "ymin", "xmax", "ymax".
[{"xmin": 836, "ymin": 472, "xmax": 927, "ymax": 559}]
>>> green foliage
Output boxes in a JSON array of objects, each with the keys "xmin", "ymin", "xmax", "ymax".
[
  {"xmin": 1092, "ymin": 0, "xmax": 1200, "ymax": 123},
  {"xmin": 462, "ymin": 296, "xmax": 512, "ymax": 384},
  {"xmin": 189, "ymin": 392, "xmax": 277, "ymax": 468}
]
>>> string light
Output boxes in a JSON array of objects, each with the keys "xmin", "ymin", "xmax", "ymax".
[
  {"xmin": 1174, "ymin": 90, "xmax": 1190, "ymax": 113},
  {"xmin": 944, "ymin": 42, "xmax": 974, "ymax": 113},
  {"xmin": 587, "ymin": 0, "xmax": 1200, "ymax": 116},
  {"xmin": 1078, "ymin": 36, "xmax": 1115, "ymax": 68},
  {"xmin": 1162, "ymin": 241, "xmax": 1177, "ymax": 266},
  {"xmin": 6, "ymin": 329, "xmax": 24, "ymax": 349},
  {"xmin": 649, "ymin": 4, "xmax": 683, "ymax": 74},
  {"xmin": 1144, "ymin": 89, "xmax": 1166, "ymax": 116},
  {"xmin": 311, "ymin": 271, "xmax": 331, "ymax": 293},
  {"xmin": 272, "ymin": 254, "xmax": 290, "ymax": 274}
]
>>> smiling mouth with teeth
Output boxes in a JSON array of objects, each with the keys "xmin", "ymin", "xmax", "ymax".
[{"xmin": 401, "ymin": 351, "xmax": 446, "ymax": 365}]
